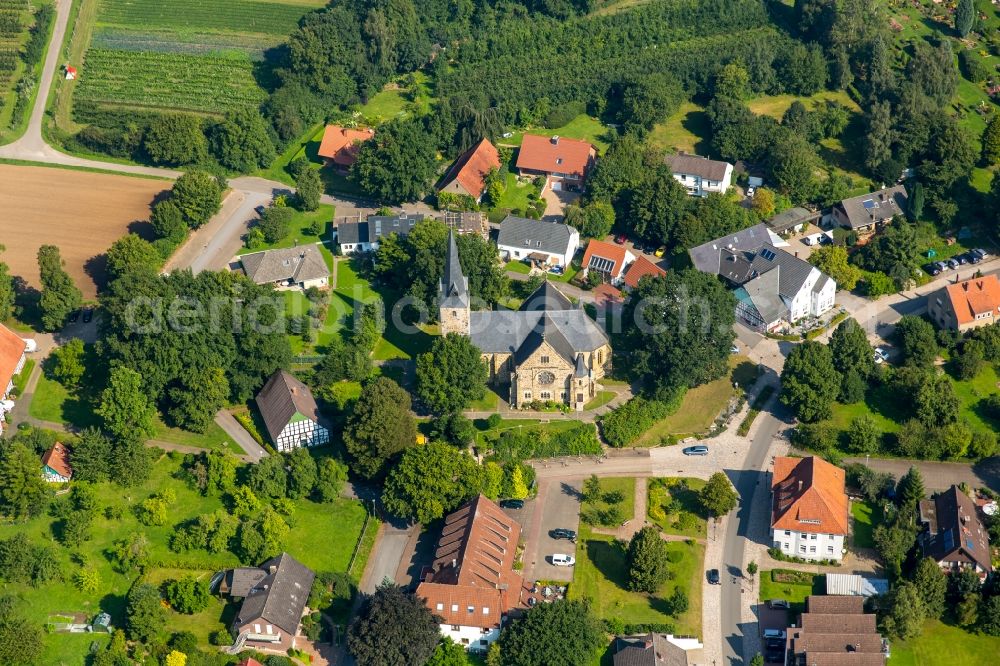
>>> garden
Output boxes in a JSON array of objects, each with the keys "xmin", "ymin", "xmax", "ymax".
[
  {"xmin": 758, "ymin": 569, "xmax": 824, "ymax": 619},
  {"xmin": 646, "ymin": 477, "xmax": 708, "ymax": 538}
]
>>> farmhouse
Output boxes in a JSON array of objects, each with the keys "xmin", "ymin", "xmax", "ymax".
[
  {"xmin": 255, "ymin": 370, "xmax": 329, "ymax": 452},
  {"xmin": 612, "ymin": 633, "xmax": 705, "ymax": 666},
  {"xmin": 785, "ymin": 596, "xmax": 888, "ymax": 666},
  {"xmin": 918, "ymin": 485, "xmax": 992, "ymax": 577},
  {"xmin": 831, "ymin": 185, "xmax": 908, "ymax": 236},
  {"xmin": 0, "ymin": 322, "xmax": 27, "ymax": 401},
  {"xmin": 515, "ymin": 134, "xmax": 596, "ymax": 191},
  {"xmin": 770, "ymin": 456, "xmax": 848, "ymax": 562},
  {"xmin": 416, "ymin": 495, "xmax": 530, "ymax": 650},
  {"xmin": 438, "ymin": 138, "xmax": 501, "ymax": 202},
  {"xmin": 580, "ymin": 239, "xmax": 635, "ymax": 286},
  {"xmin": 496, "ymin": 215, "xmax": 579, "ymax": 268},
  {"xmin": 664, "ymin": 153, "xmax": 734, "ymax": 197},
  {"xmin": 41, "ymin": 442, "xmax": 72, "ymax": 483},
  {"xmin": 224, "ymin": 552, "xmax": 315, "ymax": 654},
  {"xmin": 239, "ymin": 246, "xmax": 329, "ymax": 290},
  {"xmin": 927, "ymin": 274, "xmax": 1000, "ymax": 333},
  {"xmin": 441, "ymin": 232, "xmax": 609, "ymax": 410},
  {"xmin": 334, "ymin": 213, "xmax": 423, "ymax": 253},
  {"xmin": 316, "ymin": 125, "xmax": 374, "ymax": 172},
  {"xmin": 622, "ymin": 255, "xmax": 666, "ymax": 291},
  {"xmin": 688, "ymin": 223, "xmax": 836, "ymax": 332}
]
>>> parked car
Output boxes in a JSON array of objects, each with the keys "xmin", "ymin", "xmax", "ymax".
[
  {"xmin": 21, "ymin": 339, "xmax": 37, "ymax": 353},
  {"xmin": 747, "ymin": 186, "xmax": 756, "ymax": 198},
  {"xmin": 763, "ymin": 629, "xmax": 786, "ymax": 640},
  {"xmin": 924, "ymin": 262, "xmax": 940, "ymax": 276},
  {"xmin": 874, "ymin": 347, "xmax": 889, "ymax": 360},
  {"xmin": 550, "ymin": 554, "xmax": 575, "ymax": 566},
  {"xmin": 972, "ymin": 248, "xmax": 988, "ymax": 260},
  {"xmin": 550, "ymin": 528, "xmax": 577, "ymax": 540},
  {"xmin": 768, "ymin": 599, "xmax": 790, "ymax": 610},
  {"xmin": 764, "ymin": 637, "xmax": 785, "ymax": 663},
  {"xmin": 730, "ymin": 344, "xmax": 740, "ymax": 354},
  {"xmin": 707, "ymin": 569, "xmax": 720, "ymax": 585},
  {"xmin": 964, "ymin": 251, "xmax": 981, "ymax": 265},
  {"xmin": 955, "ymin": 254, "xmax": 968, "ymax": 265},
  {"xmin": 682, "ymin": 445, "xmax": 709, "ymax": 456},
  {"xmin": 935, "ymin": 260, "xmax": 949, "ymax": 272},
  {"xmin": 67, "ymin": 310, "xmax": 80, "ymax": 324},
  {"xmin": 654, "ymin": 246, "xmax": 667, "ymax": 257},
  {"xmin": 548, "ymin": 265, "xmax": 564, "ymax": 275},
  {"xmin": 499, "ymin": 499, "xmax": 525, "ymax": 510},
  {"xmin": 947, "ymin": 258, "xmax": 959, "ymax": 270},
  {"xmin": 614, "ymin": 233, "xmax": 627, "ymax": 245},
  {"xmin": 82, "ymin": 308, "xmax": 94, "ymax": 323}
]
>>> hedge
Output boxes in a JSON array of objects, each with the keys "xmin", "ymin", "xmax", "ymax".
[
  {"xmin": 492, "ymin": 422, "xmax": 601, "ymax": 461},
  {"xmin": 599, "ymin": 393, "xmax": 681, "ymax": 448}
]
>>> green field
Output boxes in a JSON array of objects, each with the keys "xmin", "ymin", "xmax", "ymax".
[
  {"xmin": 0, "ymin": 0, "xmax": 51, "ymax": 142},
  {"xmin": 582, "ymin": 477, "xmax": 636, "ymax": 525},
  {"xmin": 889, "ymin": 619, "xmax": 1000, "ymax": 665},
  {"xmin": 647, "ymin": 101, "xmax": 709, "ymax": 155},
  {"xmin": 95, "ymin": 0, "xmax": 319, "ymax": 35}
]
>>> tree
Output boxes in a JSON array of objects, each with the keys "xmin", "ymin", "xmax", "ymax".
[
  {"xmin": 143, "ymin": 114, "xmax": 207, "ymax": 165},
  {"xmin": 416, "ymin": 333, "xmax": 488, "ymax": 414},
  {"xmin": 150, "ymin": 199, "xmax": 188, "ymax": 241},
  {"xmin": 344, "ymin": 377, "xmax": 417, "ymax": 479},
  {"xmin": 37, "ymin": 244, "xmax": 82, "ymax": 330},
  {"xmin": 0, "ymin": 443, "xmax": 49, "ymax": 519},
  {"xmin": 258, "ymin": 205, "xmax": 294, "ymax": 244},
  {"xmin": 912, "ymin": 557, "xmax": 947, "ymax": 619},
  {"xmin": 864, "ymin": 101, "xmax": 894, "ymax": 172},
  {"xmin": 314, "ymin": 457, "xmax": 349, "ymax": 502},
  {"xmin": 126, "ymin": 582, "xmax": 166, "ymax": 643},
  {"xmin": 497, "ymin": 599, "xmax": 605, "ymax": 666},
  {"xmin": 111, "ymin": 532, "xmax": 151, "ymax": 572},
  {"xmin": 247, "ymin": 454, "xmax": 288, "ymax": 499},
  {"xmin": 236, "ymin": 506, "xmax": 289, "ymax": 563},
  {"xmin": 211, "ymin": 109, "xmax": 275, "ymax": 171},
  {"xmin": 880, "ymin": 582, "xmax": 925, "ymax": 640},
  {"xmin": 983, "ymin": 115, "xmax": 1000, "ymax": 165},
  {"xmin": 714, "ymin": 61, "xmax": 750, "ymax": 99},
  {"xmin": 164, "ymin": 652, "xmax": 187, "ymax": 666},
  {"xmin": 829, "ymin": 318, "xmax": 874, "ymax": 378},
  {"xmin": 846, "ymin": 415, "xmax": 881, "ymax": 454},
  {"xmin": 625, "ymin": 526, "xmax": 671, "ymax": 593},
  {"xmin": 287, "ymin": 447, "xmax": 319, "ymax": 499},
  {"xmin": 954, "ymin": 339, "xmax": 986, "ymax": 380},
  {"xmin": 165, "ymin": 576, "xmax": 210, "ymax": 614},
  {"xmin": 955, "ymin": 0, "xmax": 975, "ymax": 37},
  {"xmin": 767, "ymin": 133, "xmax": 818, "ymax": 202},
  {"xmin": 507, "ymin": 464, "xmax": 530, "ymax": 500},
  {"xmin": 621, "ymin": 269, "xmax": 735, "ymax": 400},
  {"xmin": 750, "ymin": 187, "xmax": 776, "ymax": 218},
  {"xmin": 167, "ymin": 366, "xmax": 229, "ymax": 432},
  {"xmin": 980, "ymin": 595, "xmax": 1000, "ymax": 635},
  {"xmin": 98, "ymin": 366, "xmax": 156, "ymax": 442},
  {"xmin": 382, "ymin": 442, "xmax": 483, "ymax": 523},
  {"xmin": 352, "ymin": 118, "xmax": 436, "ymax": 204},
  {"xmin": 0, "ymin": 597, "xmax": 42, "ymax": 665},
  {"xmin": 619, "ymin": 72, "xmax": 684, "ymax": 133},
  {"xmin": 347, "ymin": 582, "xmax": 440, "ymax": 666},
  {"xmin": 564, "ymin": 200, "xmax": 615, "ymax": 239},
  {"xmin": 171, "ymin": 171, "xmax": 223, "ymax": 228},
  {"xmin": 699, "ymin": 472, "xmax": 738, "ymax": 517},
  {"xmin": 49, "ymin": 338, "xmax": 86, "ymax": 387},
  {"xmin": 427, "ymin": 638, "xmax": 468, "ymax": 666},
  {"xmin": 456, "ymin": 231, "xmax": 509, "ymax": 306},
  {"xmin": 106, "ymin": 234, "xmax": 160, "ymax": 279},
  {"xmin": 915, "ymin": 373, "xmax": 960, "ymax": 427},
  {"xmin": 897, "ymin": 467, "xmax": 926, "ymax": 511},
  {"xmin": 809, "ymin": 246, "xmax": 862, "ymax": 291},
  {"xmin": 297, "ymin": 167, "xmax": 323, "ymax": 211},
  {"xmin": 73, "ymin": 567, "xmax": 101, "ymax": 593},
  {"xmin": 0, "ymin": 245, "xmax": 14, "ymax": 322},
  {"xmin": 780, "ymin": 341, "xmax": 840, "ymax": 422}
]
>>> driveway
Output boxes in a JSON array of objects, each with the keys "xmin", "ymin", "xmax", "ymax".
[
  {"xmin": 842, "ymin": 456, "xmax": 1000, "ymax": 494},
  {"xmin": 518, "ymin": 477, "xmax": 582, "ymax": 582},
  {"xmin": 541, "ymin": 186, "xmax": 579, "ymax": 220},
  {"xmin": 214, "ymin": 411, "xmax": 268, "ymax": 462}
]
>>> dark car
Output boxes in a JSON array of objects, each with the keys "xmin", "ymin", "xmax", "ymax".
[
  {"xmin": 614, "ymin": 233, "xmax": 627, "ymax": 245},
  {"xmin": 924, "ymin": 262, "xmax": 940, "ymax": 276},
  {"xmin": 550, "ymin": 528, "xmax": 577, "ymax": 540},
  {"xmin": 764, "ymin": 637, "xmax": 785, "ymax": 663},
  {"xmin": 707, "ymin": 569, "xmax": 720, "ymax": 585},
  {"xmin": 965, "ymin": 251, "xmax": 982, "ymax": 265},
  {"xmin": 956, "ymin": 254, "xmax": 968, "ymax": 265},
  {"xmin": 67, "ymin": 310, "xmax": 81, "ymax": 324},
  {"xmin": 499, "ymin": 499, "xmax": 525, "ymax": 510},
  {"xmin": 82, "ymin": 308, "xmax": 94, "ymax": 323},
  {"xmin": 768, "ymin": 599, "xmax": 790, "ymax": 610}
]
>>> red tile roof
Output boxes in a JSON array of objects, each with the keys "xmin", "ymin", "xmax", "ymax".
[
  {"xmin": 317, "ymin": 125, "xmax": 375, "ymax": 167},
  {"xmin": 771, "ymin": 456, "xmax": 848, "ymax": 536},
  {"xmin": 581, "ymin": 239, "xmax": 630, "ymax": 279},
  {"xmin": 943, "ymin": 275, "xmax": 1000, "ymax": 326},
  {"xmin": 238, "ymin": 660, "xmax": 264, "ymax": 666},
  {"xmin": 0, "ymin": 323, "xmax": 25, "ymax": 394},
  {"xmin": 417, "ymin": 495, "xmax": 527, "ymax": 628},
  {"xmin": 41, "ymin": 442, "xmax": 72, "ymax": 479},
  {"xmin": 623, "ymin": 255, "xmax": 667, "ymax": 289},
  {"xmin": 439, "ymin": 139, "xmax": 501, "ymax": 199},
  {"xmin": 516, "ymin": 134, "xmax": 595, "ymax": 180}
]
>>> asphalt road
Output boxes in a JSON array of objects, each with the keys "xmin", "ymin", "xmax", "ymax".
[{"xmin": 842, "ymin": 456, "xmax": 1000, "ymax": 494}]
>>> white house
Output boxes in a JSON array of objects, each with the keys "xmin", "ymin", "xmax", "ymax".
[
  {"xmin": 665, "ymin": 154, "xmax": 733, "ymax": 197},
  {"xmin": 333, "ymin": 213, "xmax": 423, "ymax": 254},
  {"xmin": 771, "ymin": 456, "xmax": 848, "ymax": 562},
  {"xmin": 497, "ymin": 215, "xmax": 579, "ymax": 267},
  {"xmin": 255, "ymin": 370, "xmax": 329, "ymax": 452},
  {"xmin": 239, "ymin": 246, "xmax": 329, "ymax": 291}
]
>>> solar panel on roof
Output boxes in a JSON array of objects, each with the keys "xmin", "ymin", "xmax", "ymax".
[
  {"xmin": 862, "ymin": 199, "xmax": 875, "ymax": 210},
  {"xmin": 760, "ymin": 248, "xmax": 776, "ymax": 261},
  {"xmin": 944, "ymin": 529, "xmax": 954, "ymax": 550},
  {"xmin": 967, "ymin": 538, "xmax": 975, "ymax": 550},
  {"xmin": 589, "ymin": 255, "xmax": 615, "ymax": 273}
]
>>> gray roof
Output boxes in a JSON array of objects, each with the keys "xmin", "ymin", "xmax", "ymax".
[
  {"xmin": 919, "ymin": 486, "xmax": 992, "ymax": 572},
  {"xmin": 687, "ymin": 223, "xmax": 778, "ymax": 274},
  {"xmin": 613, "ymin": 634, "xmax": 697, "ymax": 666},
  {"xmin": 227, "ymin": 567, "xmax": 268, "ymax": 597},
  {"xmin": 240, "ymin": 245, "xmax": 328, "ymax": 285},
  {"xmin": 497, "ymin": 215, "xmax": 576, "ymax": 256},
  {"xmin": 665, "ymin": 153, "xmax": 731, "ymax": 181},
  {"xmin": 440, "ymin": 230, "xmax": 470, "ymax": 310},
  {"xmin": 234, "ymin": 553, "xmax": 315, "ymax": 637},
  {"xmin": 255, "ymin": 370, "xmax": 323, "ymax": 442},
  {"xmin": 575, "ymin": 353, "xmax": 588, "ymax": 378},
  {"xmin": 825, "ymin": 574, "xmax": 889, "ymax": 598},
  {"xmin": 719, "ymin": 244, "xmax": 816, "ymax": 300},
  {"xmin": 735, "ymin": 270, "xmax": 785, "ymax": 326},
  {"xmin": 837, "ymin": 185, "xmax": 907, "ymax": 229},
  {"xmin": 767, "ymin": 207, "xmax": 820, "ymax": 233},
  {"xmin": 519, "ymin": 280, "xmax": 574, "ymax": 312},
  {"xmin": 337, "ymin": 213, "xmax": 424, "ymax": 245}
]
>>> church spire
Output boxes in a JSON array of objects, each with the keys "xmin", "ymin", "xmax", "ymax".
[{"xmin": 439, "ymin": 230, "xmax": 470, "ymax": 336}]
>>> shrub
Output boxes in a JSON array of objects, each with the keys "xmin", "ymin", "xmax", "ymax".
[
  {"xmin": 600, "ymin": 396, "xmax": 678, "ymax": 448},
  {"xmin": 543, "ymin": 101, "xmax": 587, "ymax": 129},
  {"xmin": 492, "ymin": 422, "xmax": 600, "ymax": 461}
]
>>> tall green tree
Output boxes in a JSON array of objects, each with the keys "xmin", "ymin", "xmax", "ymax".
[
  {"xmin": 98, "ymin": 367, "xmax": 156, "ymax": 442},
  {"xmin": 894, "ymin": 316, "xmax": 938, "ymax": 367},
  {"xmin": 344, "ymin": 377, "xmax": 417, "ymax": 479},
  {"xmin": 352, "ymin": 118, "xmax": 436, "ymax": 204},
  {"xmin": 166, "ymin": 366, "xmax": 229, "ymax": 432},
  {"xmin": 0, "ymin": 597, "xmax": 42, "ymax": 665},
  {"xmin": 105, "ymin": 234, "xmax": 160, "ymax": 280},
  {"xmin": 0, "ymin": 443, "xmax": 50, "ymax": 519},
  {"xmin": 497, "ymin": 599, "xmax": 605, "ymax": 666},
  {"xmin": 625, "ymin": 526, "xmax": 671, "ymax": 593},
  {"xmin": 382, "ymin": 442, "xmax": 483, "ymax": 523},
  {"xmin": 780, "ymin": 341, "xmax": 840, "ymax": 422},
  {"xmin": 955, "ymin": 0, "xmax": 975, "ymax": 37},
  {"xmin": 456, "ymin": 232, "xmax": 509, "ymax": 306},
  {"xmin": 49, "ymin": 338, "xmax": 86, "ymax": 387},
  {"xmin": 296, "ymin": 166, "xmax": 324, "ymax": 211},
  {"xmin": 846, "ymin": 415, "xmax": 881, "ymax": 454},
  {"xmin": 236, "ymin": 506, "xmax": 290, "ymax": 563},
  {"xmin": 211, "ymin": 109, "xmax": 276, "ymax": 171},
  {"xmin": 165, "ymin": 576, "xmax": 210, "ymax": 614},
  {"xmin": 880, "ymin": 582, "xmax": 925, "ymax": 640},
  {"xmin": 415, "ymin": 333, "xmax": 488, "ymax": 414},
  {"xmin": 982, "ymin": 114, "xmax": 1000, "ymax": 165},
  {"xmin": 767, "ymin": 133, "xmax": 818, "ymax": 202},
  {"xmin": 286, "ymin": 447, "xmax": 319, "ymax": 499},
  {"xmin": 37, "ymin": 244, "xmax": 82, "ymax": 331},
  {"xmin": 143, "ymin": 114, "xmax": 207, "ymax": 166},
  {"xmin": 912, "ymin": 557, "xmax": 947, "ymax": 619},
  {"xmin": 809, "ymin": 246, "xmax": 863, "ymax": 291},
  {"xmin": 125, "ymin": 582, "xmax": 166, "ymax": 643},
  {"xmin": 170, "ymin": 171, "xmax": 224, "ymax": 228},
  {"xmin": 897, "ymin": 467, "xmax": 926, "ymax": 511},
  {"xmin": 699, "ymin": 472, "xmax": 738, "ymax": 517},
  {"xmin": 829, "ymin": 317, "xmax": 874, "ymax": 378},
  {"xmin": 347, "ymin": 582, "xmax": 440, "ymax": 666}
]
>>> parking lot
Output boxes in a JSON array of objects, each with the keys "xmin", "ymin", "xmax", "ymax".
[
  {"xmin": 514, "ymin": 477, "xmax": 582, "ymax": 583},
  {"xmin": 758, "ymin": 603, "xmax": 790, "ymax": 664}
]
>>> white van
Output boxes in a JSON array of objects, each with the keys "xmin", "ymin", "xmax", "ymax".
[
  {"xmin": 551, "ymin": 554, "xmax": 575, "ymax": 566},
  {"xmin": 22, "ymin": 339, "xmax": 37, "ymax": 353}
]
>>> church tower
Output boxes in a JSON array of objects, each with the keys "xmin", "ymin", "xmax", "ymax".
[{"xmin": 439, "ymin": 230, "xmax": 470, "ymax": 335}]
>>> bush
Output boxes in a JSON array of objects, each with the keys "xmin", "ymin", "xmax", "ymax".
[
  {"xmin": 209, "ymin": 629, "xmax": 231, "ymax": 646},
  {"xmin": 543, "ymin": 101, "xmax": 587, "ymax": 129},
  {"xmin": 259, "ymin": 206, "xmax": 294, "ymax": 244},
  {"xmin": 600, "ymin": 396, "xmax": 678, "ymax": 447},
  {"xmin": 960, "ymin": 50, "xmax": 990, "ymax": 82},
  {"xmin": 492, "ymin": 422, "xmax": 601, "ymax": 461}
]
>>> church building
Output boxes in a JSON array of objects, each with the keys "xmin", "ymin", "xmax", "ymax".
[{"xmin": 439, "ymin": 232, "xmax": 611, "ymax": 410}]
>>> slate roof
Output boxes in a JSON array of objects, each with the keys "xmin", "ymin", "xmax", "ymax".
[
  {"xmin": 687, "ymin": 223, "xmax": 781, "ymax": 275},
  {"xmin": 316, "ymin": 125, "xmax": 374, "ymax": 167},
  {"xmin": 837, "ymin": 185, "xmax": 907, "ymax": 229},
  {"xmin": 440, "ymin": 230, "xmax": 470, "ymax": 310},
  {"xmin": 439, "ymin": 138, "xmax": 501, "ymax": 198},
  {"xmin": 337, "ymin": 213, "xmax": 424, "ymax": 245},
  {"xmin": 516, "ymin": 134, "xmax": 594, "ymax": 179},
  {"xmin": 233, "ymin": 553, "xmax": 315, "ymax": 637},
  {"xmin": 612, "ymin": 634, "xmax": 703, "ymax": 666},
  {"xmin": 226, "ymin": 568, "xmax": 269, "ymax": 597},
  {"xmin": 735, "ymin": 270, "xmax": 785, "ymax": 326},
  {"xmin": 497, "ymin": 215, "xmax": 577, "ymax": 256},
  {"xmin": 518, "ymin": 280, "xmax": 574, "ymax": 312},
  {"xmin": 941, "ymin": 275, "xmax": 1000, "ymax": 326},
  {"xmin": 623, "ymin": 256, "xmax": 666, "ymax": 289},
  {"xmin": 771, "ymin": 456, "xmax": 849, "ymax": 536},
  {"xmin": 41, "ymin": 442, "xmax": 72, "ymax": 479},
  {"xmin": 0, "ymin": 322, "xmax": 26, "ymax": 393},
  {"xmin": 255, "ymin": 370, "xmax": 323, "ymax": 442},
  {"xmin": 918, "ymin": 485, "xmax": 992, "ymax": 572},
  {"xmin": 665, "ymin": 153, "xmax": 731, "ymax": 181},
  {"xmin": 240, "ymin": 246, "xmax": 329, "ymax": 286}
]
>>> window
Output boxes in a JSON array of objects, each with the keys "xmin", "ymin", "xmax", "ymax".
[
  {"xmin": 452, "ymin": 604, "xmax": 459, "ymax": 612},
  {"xmin": 461, "ymin": 638, "xmax": 470, "ymax": 645},
  {"xmin": 782, "ymin": 542, "xmax": 789, "ymax": 550},
  {"xmin": 436, "ymin": 603, "xmax": 444, "ymax": 611},
  {"xmin": 540, "ymin": 391, "xmax": 552, "ymax": 400},
  {"xmin": 560, "ymin": 392, "xmax": 566, "ymax": 400},
  {"xmin": 810, "ymin": 533, "xmax": 817, "ymax": 540},
  {"xmin": 468, "ymin": 606, "xmax": 475, "ymax": 613},
  {"xmin": 480, "ymin": 640, "xmax": 489, "ymax": 646},
  {"xmin": 452, "ymin": 625, "xmax": 461, "ymax": 632},
  {"xmin": 784, "ymin": 531, "xmax": 791, "ymax": 536},
  {"xmin": 577, "ymin": 393, "xmax": 584, "ymax": 402},
  {"xmin": 827, "ymin": 546, "xmax": 834, "ymax": 554},
  {"xmin": 799, "ymin": 545, "xmax": 806, "ymax": 553},
  {"xmin": 483, "ymin": 607, "xmax": 490, "ymax": 615},
  {"xmin": 809, "ymin": 546, "xmax": 816, "ymax": 553},
  {"xmin": 597, "ymin": 350, "xmax": 603, "ymax": 364},
  {"xmin": 540, "ymin": 356, "xmax": 550, "ymax": 364}
]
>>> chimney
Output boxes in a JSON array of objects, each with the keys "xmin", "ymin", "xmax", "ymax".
[
  {"xmin": 269, "ymin": 565, "xmax": 277, "ymax": 574},
  {"xmin": 550, "ymin": 135, "xmax": 559, "ymax": 145},
  {"xmin": 798, "ymin": 480, "xmax": 803, "ymax": 492},
  {"xmin": 452, "ymin": 558, "xmax": 457, "ymax": 569}
]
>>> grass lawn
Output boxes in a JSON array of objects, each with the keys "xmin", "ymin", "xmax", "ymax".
[
  {"xmin": 888, "ymin": 619, "xmax": 1000, "ymax": 665},
  {"xmin": 584, "ymin": 390, "xmax": 616, "ymax": 410},
  {"xmin": 571, "ymin": 524, "xmax": 703, "ymax": 635},
  {"xmin": 335, "ymin": 257, "xmax": 379, "ymax": 304},
  {"xmin": 647, "ymin": 101, "xmax": 709, "ymax": 154},
  {"xmin": 468, "ymin": 388, "xmax": 501, "ymax": 411},
  {"xmin": 143, "ymin": 567, "xmax": 229, "ymax": 644},
  {"xmin": 506, "ymin": 259, "xmax": 533, "ymax": 274},
  {"xmin": 488, "ymin": 172, "xmax": 541, "ymax": 222},
  {"xmin": 472, "ymin": 417, "xmax": 580, "ymax": 448},
  {"xmin": 13, "ymin": 358, "xmax": 35, "ymax": 395},
  {"xmin": 747, "ymin": 89, "xmax": 861, "ymax": 120},
  {"xmin": 582, "ymin": 477, "xmax": 636, "ymax": 524},
  {"xmin": 633, "ymin": 356, "xmax": 759, "ymax": 444},
  {"xmin": 647, "ymin": 477, "xmax": 708, "ymax": 539},
  {"xmin": 949, "ymin": 361, "xmax": 1000, "ymax": 433},
  {"xmin": 237, "ymin": 204, "xmax": 334, "ymax": 255},
  {"xmin": 851, "ymin": 500, "xmax": 883, "ymax": 550},
  {"xmin": 759, "ymin": 569, "xmax": 824, "ymax": 619},
  {"xmin": 506, "ymin": 114, "xmax": 612, "ymax": 153}
]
